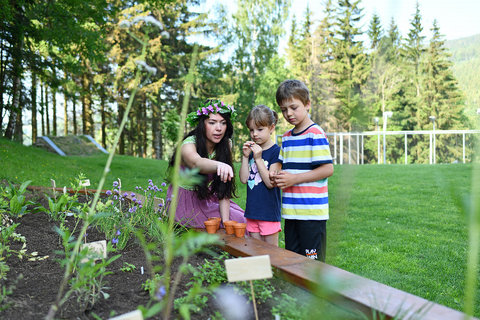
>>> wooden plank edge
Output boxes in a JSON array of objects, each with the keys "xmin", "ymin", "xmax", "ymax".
[{"xmin": 217, "ymin": 232, "xmax": 475, "ymax": 320}]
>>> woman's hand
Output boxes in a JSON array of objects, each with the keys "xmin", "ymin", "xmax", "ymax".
[{"xmin": 217, "ymin": 162, "xmax": 234, "ymax": 183}]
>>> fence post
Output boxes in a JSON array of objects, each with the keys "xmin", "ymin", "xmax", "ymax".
[
  {"xmin": 356, "ymin": 134, "xmax": 360, "ymax": 165},
  {"xmin": 361, "ymin": 134, "xmax": 364, "ymax": 164},
  {"xmin": 348, "ymin": 134, "xmax": 351, "ymax": 164},
  {"xmin": 340, "ymin": 133, "xmax": 343, "ymax": 165}
]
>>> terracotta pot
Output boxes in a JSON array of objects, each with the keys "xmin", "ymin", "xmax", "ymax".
[
  {"xmin": 223, "ymin": 221, "xmax": 237, "ymax": 235},
  {"xmin": 208, "ymin": 217, "xmax": 221, "ymax": 231},
  {"xmin": 204, "ymin": 219, "xmax": 218, "ymax": 234},
  {"xmin": 233, "ymin": 222, "xmax": 246, "ymax": 238}
]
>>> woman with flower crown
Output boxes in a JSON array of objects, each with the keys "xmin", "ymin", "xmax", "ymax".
[{"xmin": 166, "ymin": 99, "xmax": 246, "ymax": 228}]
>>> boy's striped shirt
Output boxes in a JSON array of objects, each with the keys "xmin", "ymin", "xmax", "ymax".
[{"xmin": 279, "ymin": 124, "xmax": 333, "ymax": 220}]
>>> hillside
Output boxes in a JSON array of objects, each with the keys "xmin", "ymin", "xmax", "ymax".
[{"xmin": 446, "ymin": 34, "xmax": 480, "ymax": 117}]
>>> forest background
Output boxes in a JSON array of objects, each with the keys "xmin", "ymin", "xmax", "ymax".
[{"xmin": 1, "ymin": 0, "xmax": 480, "ymax": 164}]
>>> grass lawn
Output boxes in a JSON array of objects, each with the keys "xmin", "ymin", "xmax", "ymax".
[{"xmin": 1, "ymin": 137, "xmax": 478, "ymax": 316}]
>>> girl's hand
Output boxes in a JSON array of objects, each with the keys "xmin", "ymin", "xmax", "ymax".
[
  {"xmin": 217, "ymin": 162, "xmax": 234, "ymax": 183},
  {"xmin": 250, "ymin": 143, "xmax": 263, "ymax": 160},
  {"xmin": 242, "ymin": 141, "xmax": 254, "ymax": 158}
]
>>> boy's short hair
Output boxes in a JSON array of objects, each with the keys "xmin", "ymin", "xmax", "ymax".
[{"xmin": 276, "ymin": 79, "xmax": 310, "ymax": 106}]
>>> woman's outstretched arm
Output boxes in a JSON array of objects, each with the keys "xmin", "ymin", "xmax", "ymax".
[{"xmin": 181, "ymin": 143, "xmax": 234, "ymax": 182}]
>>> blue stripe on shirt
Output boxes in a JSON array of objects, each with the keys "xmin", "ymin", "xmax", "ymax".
[
  {"xmin": 282, "ymin": 137, "xmax": 329, "ymax": 147},
  {"xmin": 282, "ymin": 196, "xmax": 329, "ymax": 205}
]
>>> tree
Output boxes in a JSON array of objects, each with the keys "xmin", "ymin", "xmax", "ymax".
[
  {"xmin": 331, "ymin": 0, "xmax": 369, "ymax": 131},
  {"xmin": 218, "ymin": 0, "xmax": 290, "ymax": 154},
  {"xmin": 367, "ymin": 13, "xmax": 382, "ymax": 50},
  {"xmin": 422, "ymin": 20, "xmax": 466, "ymax": 162}
]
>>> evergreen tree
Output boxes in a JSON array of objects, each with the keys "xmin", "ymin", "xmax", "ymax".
[
  {"xmin": 367, "ymin": 13, "xmax": 382, "ymax": 50},
  {"xmin": 422, "ymin": 20, "xmax": 466, "ymax": 162},
  {"xmin": 331, "ymin": 0, "xmax": 369, "ymax": 131},
  {"xmin": 311, "ymin": 0, "xmax": 337, "ymax": 132},
  {"xmin": 401, "ymin": 1, "xmax": 427, "ymax": 162}
]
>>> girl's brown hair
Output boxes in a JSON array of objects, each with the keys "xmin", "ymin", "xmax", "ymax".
[{"xmin": 245, "ymin": 104, "xmax": 278, "ymax": 128}]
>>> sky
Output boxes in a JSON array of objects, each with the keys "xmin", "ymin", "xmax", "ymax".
[{"xmin": 197, "ymin": 0, "xmax": 480, "ymax": 52}]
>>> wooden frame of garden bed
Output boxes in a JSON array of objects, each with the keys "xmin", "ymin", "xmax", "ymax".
[
  {"xmin": 218, "ymin": 232, "xmax": 473, "ymax": 320},
  {"xmin": 26, "ymin": 185, "xmax": 475, "ymax": 320}
]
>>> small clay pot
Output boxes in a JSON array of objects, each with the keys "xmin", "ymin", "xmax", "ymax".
[
  {"xmin": 233, "ymin": 222, "xmax": 246, "ymax": 238},
  {"xmin": 204, "ymin": 219, "xmax": 218, "ymax": 234},
  {"xmin": 223, "ymin": 221, "xmax": 237, "ymax": 235},
  {"xmin": 208, "ymin": 217, "xmax": 221, "ymax": 231}
]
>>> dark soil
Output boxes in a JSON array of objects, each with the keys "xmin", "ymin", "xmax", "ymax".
[{"xmin": 0, "ymin": 190, "xmax": 301, "ymax": 319}]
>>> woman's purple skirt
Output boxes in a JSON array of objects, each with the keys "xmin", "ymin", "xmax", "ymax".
[{"xmin": 167, "ymin": 185, "xmax": 245, "ymax": 228}]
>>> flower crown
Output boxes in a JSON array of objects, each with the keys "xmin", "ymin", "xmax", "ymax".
[{"xmin": 186, "ymin": 100, "xmax": 237, "ymax": 126}]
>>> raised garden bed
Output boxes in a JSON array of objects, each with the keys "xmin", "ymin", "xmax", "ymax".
[{"xmin": 0, "ymin": 183, "xmax": 361, "ymax": 319}]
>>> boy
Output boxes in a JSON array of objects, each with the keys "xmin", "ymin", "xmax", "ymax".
[{"xmin": 270, "ymin": 79, "xmax": 334, "ymax": 262}]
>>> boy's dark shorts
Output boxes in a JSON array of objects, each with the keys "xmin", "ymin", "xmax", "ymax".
[{"xmin": 284, "ymin": 219, "xmax": 326, "ymax": 262}]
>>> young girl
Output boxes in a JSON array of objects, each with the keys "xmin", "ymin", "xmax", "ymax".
[{"xmin": 240, "ymin": 105, "xmax": 282, "ymax": 246}]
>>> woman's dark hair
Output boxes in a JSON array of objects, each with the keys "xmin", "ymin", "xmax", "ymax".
[{"xmin": 168, "ymin": 108, "xmax": 237, "ymax": 200}]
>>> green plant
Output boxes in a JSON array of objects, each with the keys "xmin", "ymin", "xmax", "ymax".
[
  {"xmin": 120, "ymin": 262, "xmax": 136, "ymax": 272},
  {"xmin": 69, "ymin": 253, "xmax": 120, "ymax": 311},
  {"xmin": 0, "ymin": 180, "xmax": 33, "ymax": 217},
  {"xmin": 54, "ymin": 227, "xmax": 120, "ymax": 311},
  {"xmin": 271, "ymin": 293, "xmax": 306, "ymax": 320},
  {"xmin": 37, "ymin": 192, "xmax": 80, "ymax": 222},
  {"xmin": 142, "ymin": 273, "xmax": 163, "ymax": 296}
]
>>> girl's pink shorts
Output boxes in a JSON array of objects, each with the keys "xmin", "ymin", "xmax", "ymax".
[{"xmin": 246, "ymin": 218, "xmax": 281, "ymax": 236}]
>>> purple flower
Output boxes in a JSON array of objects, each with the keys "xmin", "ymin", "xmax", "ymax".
[
  {"xmin": 148, "ymin": 179, "xmax": 153, "ymax": 184},
  {"xmin": 155, "ymin": 286, "xmax": 166, "ymax": 300},
  {"xmin": 116, "ymin": 230, "xmax": 121, "ymax": 236},
  {"xmin": 136, "ymin": 199, "xmax": 142, "ymax": 205},
  {"xmin": 201, "ymin": 107, "xmax": 208, "ymax": 115},
  {"xmin": 112, "ymin": 238, "xmax": 118, "ymax": 244},
  {"xmin": 113, "ymin": 188, "xmax": 119, "ymax": 193},
  {"xmin": 113, "ymin": 181, "xmax": 119, "ymax": 187},
  {"xmin": 196, "ymin": 109, "xmax": 202, "ymax": 116},
  {"xmin": 114, "ymin": 195, "xmax": 118, "ymax": 200},
  {"xmin": 207, "ymin": 105, "xmax": 214, "ymax": 112},
  {"xmin": 158, "ymin": 203, "xmax": 164, "ymax": 208},
  {"xmin": 130, "ymin": 192, "xmax": 135, "ymax": 197},
  {"xmin": 221, "ymin": 101, "xmax": 225, "ymax": 106},
  {"xmin": 128, "ymin": 206, "xmax": 137, "ymax": 213},
  {"xmin": 139, "ymin": 204, "xmax": 143, "ymax": 209},
  {"xmin": 123, "ymin": 192, "xmax": 129, "ymax": 197},
  {"xmin": 132, "ymin": 197, "xmax": 137, "ymax": 202},
  {"xmin": 159, "ymin": 188, "xmax": 163, "ymax": 193},
  {"xmin": 106, "ymin": 190, "xmax": 112, "ymax": 196},
  {"xmin": 161, "ymin": 182, "xmax": 166, "ymax": 187},
  {"xmin": 166, "ymin": 197, "xmax": 172, "ymax": 202}
]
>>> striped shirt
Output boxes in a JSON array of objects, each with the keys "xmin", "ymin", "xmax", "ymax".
[{"xmin": 279, "ymin": 124, "xmax": 333, "ymax": 220}]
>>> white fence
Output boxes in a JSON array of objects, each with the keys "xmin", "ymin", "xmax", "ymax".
[{"xmin": 326, "ymin": 130, "xmax": 480, "ymax": 165}]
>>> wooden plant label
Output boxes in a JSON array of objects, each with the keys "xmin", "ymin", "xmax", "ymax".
[
  {"xmin": 80, "ymin": 240, "xmax": 107, "ymax": 263},
  {"xmin": 225, "ymin": 255, "xmax": 272, "ymax": 282},
  {"xmin": 108, "ymin": 309, "xmax": 143, "ymax": 320},
  {"xmin": 81, "ymin": 179, "xmax": 91, "ymax": 187},
  {"xmin": 50, "ymin": 179, "xmax": 56, "ymax": 188}
]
